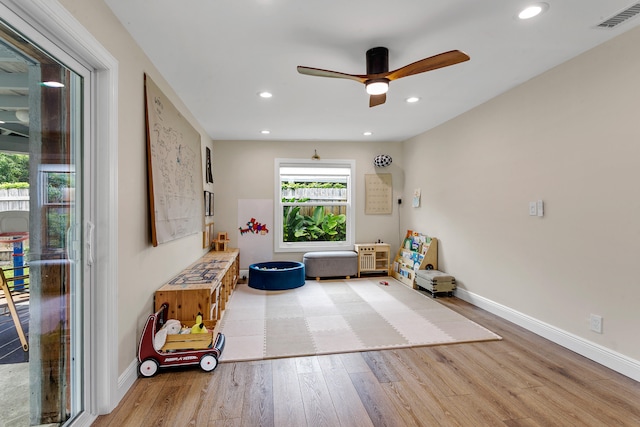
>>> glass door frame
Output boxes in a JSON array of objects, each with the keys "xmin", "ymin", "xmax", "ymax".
[{"xmin": 0, "ymin": 0, "xmax": 120, "ymax": 424}]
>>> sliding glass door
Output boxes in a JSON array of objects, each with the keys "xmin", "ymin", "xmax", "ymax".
[{"xmin": 0, "ymin": 18, "xmax": 88, "ymax": 425}]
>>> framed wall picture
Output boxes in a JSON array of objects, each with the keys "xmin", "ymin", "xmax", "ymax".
[
  {"xmin": 205, "ymin": 147, "xmax": 214, "ymax": 183},
  {"xmin": 203, "ymin": 223, "xmax": 209, "ymax": 248},
  {"xmin": 203, "ymin": 222, "xmax": 214, "ymax": 249},
  {"xmin": 204, "ymin": 191, "xmax": 214, "ymax": 216}
]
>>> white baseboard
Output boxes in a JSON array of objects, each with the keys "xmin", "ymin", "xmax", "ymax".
[
  {"xmin": 117, "ymin": 359, "xmax": 139, "ymax": 404},
  {"xmin": 455, "ymin": 288, "xmax": 640, "ymax": 382}
]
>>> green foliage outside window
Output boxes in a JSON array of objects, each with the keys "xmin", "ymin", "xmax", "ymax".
[
  {"xmin": 0, "ymin": 153, "xmax": 29, "ymax": 183},
  {"xmin": 47, "ymin": 209, "xmax": 68, "ymax": 249},
  {"xmin": 283, "ymin": 205, "xmax": 346, "ymax": 242},
  {"xmin": 0, "ymin": 182, "xmax": 29, "ymax": 189}
]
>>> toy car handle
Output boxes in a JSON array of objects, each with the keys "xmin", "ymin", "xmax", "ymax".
[
  {"xmin": 213, "ymin": 332, "xmax": 226, "ymax": 354},
  {"xmin": 156, "ymin": 303, "xmax": 169, "ymax": 326}
]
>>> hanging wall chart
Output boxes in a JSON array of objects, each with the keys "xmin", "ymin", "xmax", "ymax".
[
  {"xmin": 145, "ymin": 74, "xmax": 204, "ymax": 246},
  {"xmin": 365, "ymin": 173, "xmax": 393, "ymax": 214}
]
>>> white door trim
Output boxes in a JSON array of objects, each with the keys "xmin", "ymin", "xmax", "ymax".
[{"xmin": 0, "ymin": 0, "xmax": 120, "ymax": 419}]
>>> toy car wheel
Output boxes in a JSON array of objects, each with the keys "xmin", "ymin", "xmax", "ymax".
[
  {"xmin": 139, "ymin": 359, "xmax": 159, "ymax": 377},
  {"xmin": 200, "ymin": 354, "xmax": 218, "ymax": 372}
]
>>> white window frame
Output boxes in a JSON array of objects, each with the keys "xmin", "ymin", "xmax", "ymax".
[{"xmin": 275, "ymin": 158, "xmax": 355, "ymax": 253}]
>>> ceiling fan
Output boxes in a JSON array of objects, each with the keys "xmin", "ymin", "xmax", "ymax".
[{"xmin": 297, "ymin": 47, "xmax": 470, "ymax": 107}]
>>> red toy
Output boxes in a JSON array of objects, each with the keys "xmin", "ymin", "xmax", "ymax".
[{"xmin": 137, "ymin": 303, "xmax": 225, "ymax": 377}]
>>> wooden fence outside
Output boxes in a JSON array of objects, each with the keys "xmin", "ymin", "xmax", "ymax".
[
  {"xmin": 0, "ymin": 188, "xmax": 29, "ymax": 261},
  {"xmin": 0, "ymin": 188, "xmax": 29, "ymax": 212}
]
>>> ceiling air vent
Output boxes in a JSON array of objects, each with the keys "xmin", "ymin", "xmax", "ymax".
[{"xmin": 597, "ymin": 3, "xmax": 640, "ymax": 28}]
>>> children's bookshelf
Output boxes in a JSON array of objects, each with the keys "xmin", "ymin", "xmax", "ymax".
[{"xmin": 392, "ymin": 230, "xmax": 438, "ymax": 289}]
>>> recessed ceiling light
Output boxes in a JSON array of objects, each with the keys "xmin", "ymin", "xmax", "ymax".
[
  {"xmin": 518, "ymin": 3, "xmax": 548, "ymax": 20},
  {"xmin": 363, "ymin": 131, "xmax": 372, "ymax": 136},
  {"xmin": 261, "ymin": 130, "xmax": 270, "ymax": 134},
  {"xmin": 406, "ymin": 97, "xmax": 420, "ymax": 103},
  {"xmin": 258, "ymin": 91, "xmax": 273, "ymax": 98},
  {"xmin": 41, "ymin": 81, "xmax": 65, "ymax": 88}
]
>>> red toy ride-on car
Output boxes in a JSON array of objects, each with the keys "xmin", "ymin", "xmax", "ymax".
[{"xmin": 137, "ymin": 303, "xmax": 225, "ymax": 377}]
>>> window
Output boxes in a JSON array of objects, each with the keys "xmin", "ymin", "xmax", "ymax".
[{"xmin": 275, "ymin": 158, "xmax": 355, "ymax": 252}]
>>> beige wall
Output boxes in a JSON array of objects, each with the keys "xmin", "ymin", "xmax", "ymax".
[
  {"xmin": 60, "ymin": 0, "xmax": 216, "ymax": 374},
  {"xmin": 212, "ymin": 140, "xmax": 403, "ymax": 266},
  {"xmin": 59, "ymin": 0, "xmax": 404, "ymax": 378},
  {"xmin": 402, "ymin": 26, "xmax": 640, "ymax": 361},
  {"xmin": 58, "ymin": 0, "xmax": 639, "ymax": 380}
]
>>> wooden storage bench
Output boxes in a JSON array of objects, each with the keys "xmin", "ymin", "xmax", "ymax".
[{"xmin": 154, "ymin": 249, "xmax": 239, "ymax": 328}]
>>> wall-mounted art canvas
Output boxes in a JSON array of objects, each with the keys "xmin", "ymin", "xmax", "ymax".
[{"xmin": 145, "ymin": 74, "xmax": 204, "ymax": 246}]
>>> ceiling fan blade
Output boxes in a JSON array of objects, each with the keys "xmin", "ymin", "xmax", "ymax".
[
  {"xmin": 297, "ymin": 66, "xmax": 368, "ymax": 83},
  {"xmin": 369, "ymin": 93, "xmax": 386, "ymax": 108},
  {"xmin": 386, "ymin": 50, "xmax": 470, "ymax": 81}
]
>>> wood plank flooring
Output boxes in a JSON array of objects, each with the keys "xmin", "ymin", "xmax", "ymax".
[{"xmin": 93, "ymin": 296, "xmax": 640, "ymax": 427}]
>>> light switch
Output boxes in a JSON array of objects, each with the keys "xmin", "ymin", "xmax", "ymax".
[
  {"xmin": 529, "ymin": 202, "xmax": 537, "ymax": 216},
  {"xmin": 537, "ymin": 200, "xmax": 544, "ymax": 217}
]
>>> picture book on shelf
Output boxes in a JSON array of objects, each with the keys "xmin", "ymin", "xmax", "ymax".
[
  {"xmin": 402, "ymin": 230, "xmax": 432, "ymax": 255},
  {"xmin": 394, "ymin": 229, "xmax": 438, "ymax": 287}
]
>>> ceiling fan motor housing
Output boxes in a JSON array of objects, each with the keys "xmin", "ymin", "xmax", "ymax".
[{"xmin": 366, "ymin": 47, "xmax": 389, "ymax": 74}]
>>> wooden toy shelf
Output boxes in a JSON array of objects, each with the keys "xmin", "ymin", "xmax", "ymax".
[
  {"xmin": 392, "ymin": 231, "xmax": 438, "ymax": 289},
  {"xmin": 154, "ymin": 249, "xmax": 239, "ymax": 329}
]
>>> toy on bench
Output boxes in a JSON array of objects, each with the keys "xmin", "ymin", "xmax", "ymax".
[
  {"xmin": 212, "ymin": 232, "xmax": 230, "ymax": 251},
  {"xmin": 137, "ymin": 303, "xmax": 225, "ymax": 377}
]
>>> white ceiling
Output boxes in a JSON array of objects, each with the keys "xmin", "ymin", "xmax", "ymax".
[{"xmin": 104, "ymin": 0, "xmax": 640, "ymax": 143}]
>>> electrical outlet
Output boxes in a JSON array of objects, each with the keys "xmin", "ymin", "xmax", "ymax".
[
  {"xmin": 590, "ymin": 314, "xmax": 603, "ymax": 333},
  {"xmin": 529, "ymin": 202, "xmax": 537, "ymax": 216}
]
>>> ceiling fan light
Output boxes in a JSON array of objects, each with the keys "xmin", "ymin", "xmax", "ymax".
[{"xmin": 366, "ymin": 80, "xmax": 389, "ymax": 95}]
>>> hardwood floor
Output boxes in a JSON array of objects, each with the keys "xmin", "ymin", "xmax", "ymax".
[{"xmin": 93, "ymin": 296, "xmax": 640, "ymax": 426}]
